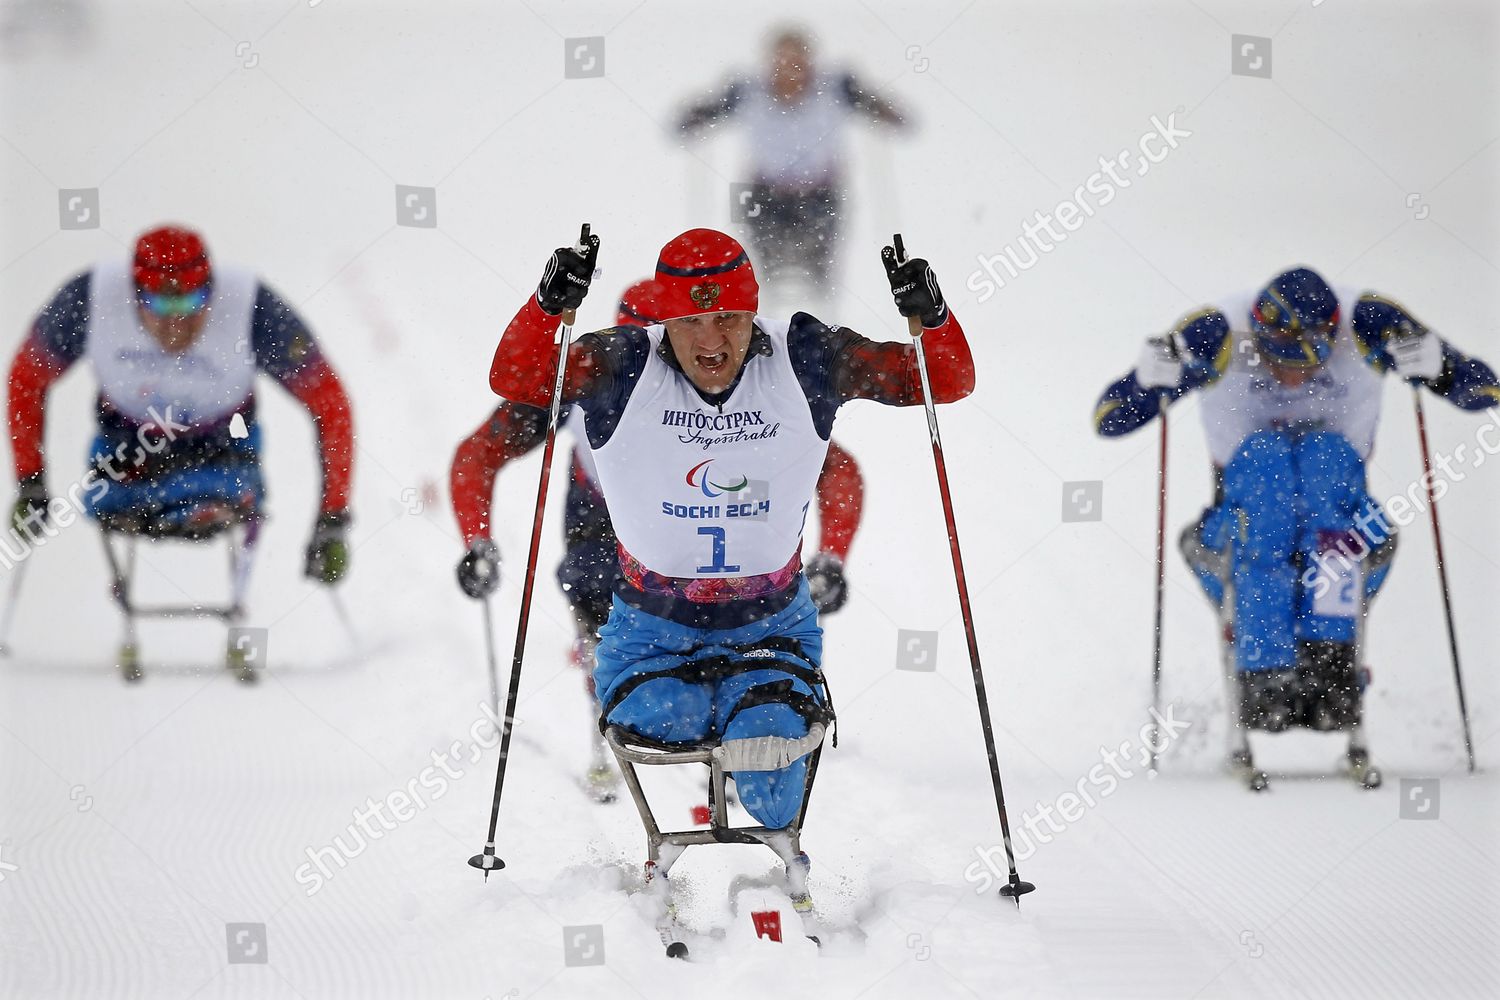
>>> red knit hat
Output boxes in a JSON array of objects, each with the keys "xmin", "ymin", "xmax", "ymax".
[
  {"xmin": 616, "ymin": 278, "xmax": 666, "ymax": 327},
  {"xmin": 133, "ymin": 225, "xmax": 212, "ymax": 295},
  {"xmin": 653, "ymin": 229, "xmax": 758, "ymax": 321}
]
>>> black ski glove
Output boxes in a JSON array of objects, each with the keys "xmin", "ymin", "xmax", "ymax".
[
  {"xmin": 11, "ymin": 472, "xmax": 48, "ymax": 535},
  {"xmin": 805, "ymin": 552, "xmax": 849, "ymax": 614},
  {"xmin": 881, "ymin": 235, "xmax": 948, "ymax": 329},
  {"xmin": 536, "ymin": 225, "xmax": 601, "ymax": 316},
  {"xmin": 456, "ymin": 538, "xmax": 501, "ymax": 599},
  {"xmin": 304, "ymin": 510, "xmax": 350, "ymax": 585}
]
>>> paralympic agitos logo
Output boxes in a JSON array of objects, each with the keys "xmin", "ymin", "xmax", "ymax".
[{"xmin": 686, "ymin": 459, "xmax": 749, "ymax": 498}]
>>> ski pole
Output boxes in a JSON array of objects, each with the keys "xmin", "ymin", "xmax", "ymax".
[
  {"xmin": 887, "ymin": 233, "xmax": 1034, "ymax": 906},
  {"xmin": 1147, "ymin": 384, "xmax": 1171, "ymax": 772},
  {"xmin": 326, "ymin": 589, "xmax": 362, "ymax": 656},
  {"xmin": 480, "ymin": 597, "xmax": 500, "ymax": 719},
  {"xmin": 470, "ymin": 223, "xmax": 590, "ymax": 879},
  {"xmin": 0, "ymin": 556, "xmax": 32, "ymax": 656},
  {"xmin": 1412, "ymin": 388, "xmax": 1475, "ymax": 772}
]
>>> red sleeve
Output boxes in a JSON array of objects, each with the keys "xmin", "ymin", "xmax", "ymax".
[
  {"xmin": 8, "ymin": 336, "xmax": 73, "ymax": 482},
  {"xmin": 281, "ymin": 357, "xmax": 354, "ymax": 515},
  {"xmin": 489, "ymin": 296, "xmax": 610, "ymax": 406},
  {"xmin": 815, "ymin": 439, "xmax": 864, "ymax": 561},
  {"xmin": 449, "ymin": 403, "xmax": 549, "ymax": 546},
  {"xmin": 833, "ymin": 309, "xmax": 975, "ymax": 406}
]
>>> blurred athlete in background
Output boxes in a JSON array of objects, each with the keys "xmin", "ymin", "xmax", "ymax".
[
  {"xmin": 677, "ymin": 27, "xmax": 911, "ymax": 315},
  {"xmin": 8, "ymin": 225, "xmax": 353, "ymax": 678},
  {"xmin": 1094, "ymin": 266, "xmax": 1498, "ymax": 788}
]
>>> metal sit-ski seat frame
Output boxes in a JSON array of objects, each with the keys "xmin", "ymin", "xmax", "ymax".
[
  {"xmin": 604, "ymin": 723, "xmax": 826, "ymax": 882},
  {"xmin": 98, "ymin": 514, "xmax": 260, "ymax": 680}
]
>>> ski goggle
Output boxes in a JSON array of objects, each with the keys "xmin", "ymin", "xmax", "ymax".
[
  {"xmin": 139, "ymin": 285, "xmax": 210, "ymax": 317},
  {"xmin": 1253, "ymin": 324, "xmax": 1335, "ymax": 368},
  {"xmin": 1250, "ymin": 298, "xmax": 1339, "ymax": 368}
]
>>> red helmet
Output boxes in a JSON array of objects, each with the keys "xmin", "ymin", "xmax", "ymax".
[
  {"xmin": 652, "ymin": 229, "xmax": 758, "ymax": 321},
  {"xmin": 616, "ymin": 278, "xmax": 666, "ymax": 327},
  {"xmin": 133, "ymin": 225, "xmax": 212, "ymax": 295}
]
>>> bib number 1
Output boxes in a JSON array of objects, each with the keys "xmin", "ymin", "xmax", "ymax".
[{"xmin": 696, "ymin": 526, "xmax": 741, "ymax": 574}]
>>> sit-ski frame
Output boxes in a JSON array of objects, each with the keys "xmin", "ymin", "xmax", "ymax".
[{"xmin": 99, "ymin": 517, "xmax": 260, "ymax": 680}]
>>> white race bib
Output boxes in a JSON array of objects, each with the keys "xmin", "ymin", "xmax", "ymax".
[
  {"xmin": 1310, "ymin": 532, "xmax": 1364, "ymax": 618},
  {"xmin": 588, "ymin": 318, "xmax": 829, "ymax": 578},
  {"xmin": 85, "ymin": 260, "xmax": 258, "ymax": 427}
]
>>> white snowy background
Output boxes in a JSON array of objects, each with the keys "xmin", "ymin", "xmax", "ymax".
[{"xmin": 1, "ymin": 1, "xmax": 1497, "ymax": 997}]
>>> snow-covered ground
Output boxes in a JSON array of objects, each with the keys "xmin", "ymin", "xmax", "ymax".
[{"xmin": 2, "ymin": 2, "xmax": 1497, "ymax": 997}]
